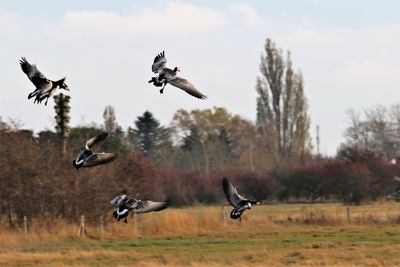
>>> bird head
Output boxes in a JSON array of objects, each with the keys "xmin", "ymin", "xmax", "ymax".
[
  {"xmin": 113, "ymin": 211, "xmax": 118, "ymax": 219},
  {"xmin": 72, "ymin": 159, "xmax": 82, "ymax": 170},
  {"xmin": 60, "ymin": 78, "xmax": 69, "ymax": 91},
  {"xmin": 247, "ymin": 203, "xmax": 252, "ymax": 209},
  {"xmin": 173, "ymin": 67, "xmax": 181, "ymax": 72}
]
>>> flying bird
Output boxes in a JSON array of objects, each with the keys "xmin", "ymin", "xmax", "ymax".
[
  {"xmin": 222, "ymin": 177, "xmax": 260, "ymax": 220},
  {"xmin": 19, "ymin": 57, "xmax": 69, "ymax": 105},
  {"xmin": 72, "ymin": 132, "xmax": 117, "ymax": 169},
  {"xmin": 110, "ymin": 194, "xmax": 168, "ymax": 223},
  {"xmin": 148, "ymin": 51, "xmax": 207, "ymax": 100}
]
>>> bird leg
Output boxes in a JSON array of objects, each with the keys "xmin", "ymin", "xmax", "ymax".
[
  {"xmin": 160, "ymin": 83, "xmax": 167, "ymax": 94},
  {"xmin": 34, "ymin": 94, "xmax": 41, "ymax": 104},
  {"xmin": 28, "ymin": 89, "xmax": 39, "ymax": 99},
  {"xmin": 38, "ymin": 93, "xmax": 49, "ymax": 105},
  {"xmin": 149, "ymin": 77, "xmax": 164, "ymax": 88}
]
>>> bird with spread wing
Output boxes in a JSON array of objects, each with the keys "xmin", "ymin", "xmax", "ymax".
[
  {"xmin": 110, "ymin": 194, "xmax": 169, "ymax": 223},
  {"xmin": 148, "ymin": 51, "xmax": 207, "ymax": 100},
  {"xmin": 72, "ymin": 133, "xmax": 117, "ymax": 169},
  {"xmin": 222, "ymin": 177, "xmax": 260, "ymax": 220},
  {"xmin": 19, "ymin": 57, "xmax": 69, "ymax": 105}
]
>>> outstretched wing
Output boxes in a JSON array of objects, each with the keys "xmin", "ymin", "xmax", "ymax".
[
  {"xmin": 19, "ymin": 57, "xmax": 50, "ymax": 89},
  {"xmin": 152, "ymin": 51, "xmax": 167, "ymax": 73},
  {"xmin": 82, "ymin": 152, "xmax": 117, "ymax": 167},
  {"xmin": 110, "ymin": 194, "xmax": 127, "ymax": 208},
  {"xmin": 85, "ymin": 132, "xmax": 109, "ymax": 150},
  {"xmin": 131, "ymin": 200, "xmax": 168, "ymax": 213},
  {"xmin": 222, "ymin": 177, "xmax": 247, "ymax": 209},
  {"xmin": 168, "ymin": 76, "xmax": 207, "ymax": 100}
]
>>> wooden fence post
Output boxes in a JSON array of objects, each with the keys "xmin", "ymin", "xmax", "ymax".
[
  {"xmin": 23, "ymin": 216, "xmax": 28, "ymax": 240},
  {"xmin": 77, "ymin": 215, "xmax": 85, "ymax": 237},
  {"xmin": 100, "ymin": 215, "xmax": 104, "ymax": 239},
  {"xmin": 221, "ymin": 207, "xmax": 227, "ymax": 226},
  {"xmin": 346, "ymin": 206, "xmax": 351, "ymax": 223},
  {"xmin": 133, "ymin": 214, "xmax": 138, "ymax": 235}
]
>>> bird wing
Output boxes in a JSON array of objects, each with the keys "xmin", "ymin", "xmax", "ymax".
[
  {"xmin": 168, "ymin": 76, "xmax": 207, "ymax": 100},
  {"xmin": 110, "ymin": 194, "xmax": 127, "ymax": 208},
  {"xmin": 222, "ymin": 177, "xmax": 247, "ymax": 209},
  {"xmin": 82, "ymin": 152, "xmax": 117, "ymax": 167},
  {"xmin": 161, "ymin": 68, "xmax": 177, "ymax": 80},
  {"xmin": 19, "ymin": 57, "xmax": 51, "ymax": 89},
  {"xmin": 85, "ymin": 132, "xmax": 109, "ymax": 150},
  {"xmin": 152, "ymin": 51, "xmax": 167, "ymax": 73},
  {"xmin": 131, "ymin": 200, "xmax": 168, "ymax": 213}
]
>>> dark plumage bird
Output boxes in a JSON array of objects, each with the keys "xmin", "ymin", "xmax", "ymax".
[
  {"xmin": 110, "ymin": 194, "xmax": 168, "ymax": 223},
  {"xmin": 72, "ymin": 133, "xmax": 117, "ymax": 169},
  {"xmin": 19, "ymin": 57, "xmax": 69, "ymax": 105},
  {"xmin": 222, "ymin": 177, "xmax": 260, "ymax": 220},
  {"xmin": 148, "ymin": 51, "xmax": 207, "ymax": 100}
]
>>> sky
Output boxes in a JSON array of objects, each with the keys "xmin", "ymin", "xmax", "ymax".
[{"xmin": 1, "ymin": 0, "xmax": 400, "ymax": 155}]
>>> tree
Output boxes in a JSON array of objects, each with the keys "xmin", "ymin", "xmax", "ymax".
[
  {"xmin": 171, "ymin": 107, "xmax": 263, "ymax": 173},
  {"xmin": 103, "ymin": 105, "xmax": 118, "ymax": 133},
  {"xmin": 130, "ymin": 111, "xmax": 171, "ymax": 159},
  {"xmin": 181, "ymin": 126, "xmax": 204, "ymax": 171},
  {"xmin": 256, "ymin": 38, "xmax": 311, "ymax": 164},
  {"xmin": 343, "ymin": 105, "xmax": 399, "ymax": 158},
  {"xmin": 0, "ymin": 117, "xmax": 9, "ymax": 131},
  {"xmin": 343, "ymin": 109, "xmax": 367, "ymax": 149},
  {"xmin": 54, "ymin": 93, "xmax": 71, "ymax": 155},
  {"xmin": 207, "ymin": 127, "xmax": 233, "ymax": 170}
]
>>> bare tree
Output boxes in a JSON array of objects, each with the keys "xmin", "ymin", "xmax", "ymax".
[
  {"xmin": 343, "ymin": 105, "xmax": 400, "ymax": 158},
  {"xmin": 103, "ymin": 105, "xmax": 118, "ymax": 133}
]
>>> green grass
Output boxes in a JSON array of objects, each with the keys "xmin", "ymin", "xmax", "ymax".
[
  {"xmin": 4, "ymin": 225, "xmax": 400, "ymax": 266},
  {"xmin": 2, "ymin": 203, "xmax": 400, "ymax": 266}
]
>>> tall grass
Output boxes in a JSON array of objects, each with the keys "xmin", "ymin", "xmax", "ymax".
[
  {"xmin": 2, "ymin": 202, "xmax": 400, "ymax": 266},
  {"xmin": 2, "ymin": 202, "xmax": 400, "ymax": 248}
]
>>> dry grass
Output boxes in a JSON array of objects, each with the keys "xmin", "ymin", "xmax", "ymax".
[{"xmin": 1, "ymin": 202, "xmax": 400, "ymax": 266}]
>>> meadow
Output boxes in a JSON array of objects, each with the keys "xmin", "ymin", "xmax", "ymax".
[{"xmin": 1, "ymin": 202, "xmax": 400, "ymax": 266}]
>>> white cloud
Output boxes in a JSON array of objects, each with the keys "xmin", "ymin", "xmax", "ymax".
[
  {"xmin": 279, "ymin": 28, "xmax": 344, "ymax": 49},
  {"xmin": 275, "ymin": 23, "xmax": 400, "ymax": 154},
  {"xmin": 230, "ymin": 3, "xmax": 266, "ymax": 27},
  {"xmin": 339, "ymin": 61, "xmax": 400, "ymax": 80},
  {"xmin": 0, "ymin": 11, "xmax": 20, "ymax": 33},
  {"xmin": 369, "ymin": 24, "xmax": 400, "ymax": 44},
  {"xmin": 48, "ymin": 2, "xmax": 228, "ymax": 38}
]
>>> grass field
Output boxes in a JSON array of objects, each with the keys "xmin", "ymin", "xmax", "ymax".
[{"xmin": 1, "ymin": 202, "xmax": 400, "ymax": 266}]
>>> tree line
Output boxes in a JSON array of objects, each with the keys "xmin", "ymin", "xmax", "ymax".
[{"xmin": 1, "ymin": 105, "xmax": 398, "ymax": 226}]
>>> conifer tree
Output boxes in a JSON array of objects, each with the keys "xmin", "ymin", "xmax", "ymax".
[{"xmin": 54, "ymin": 93, "xmax": 70, "ymax": 155}]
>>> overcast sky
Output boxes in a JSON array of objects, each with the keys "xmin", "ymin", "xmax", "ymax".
[{"xmin": 1, "ymin": 0, "xmax": 400, "ymax": 155}]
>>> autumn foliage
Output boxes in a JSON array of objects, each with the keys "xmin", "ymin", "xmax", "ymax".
[{"xmin": 1, "ymin": 113, "xmax": 398, "ymax": 229}]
